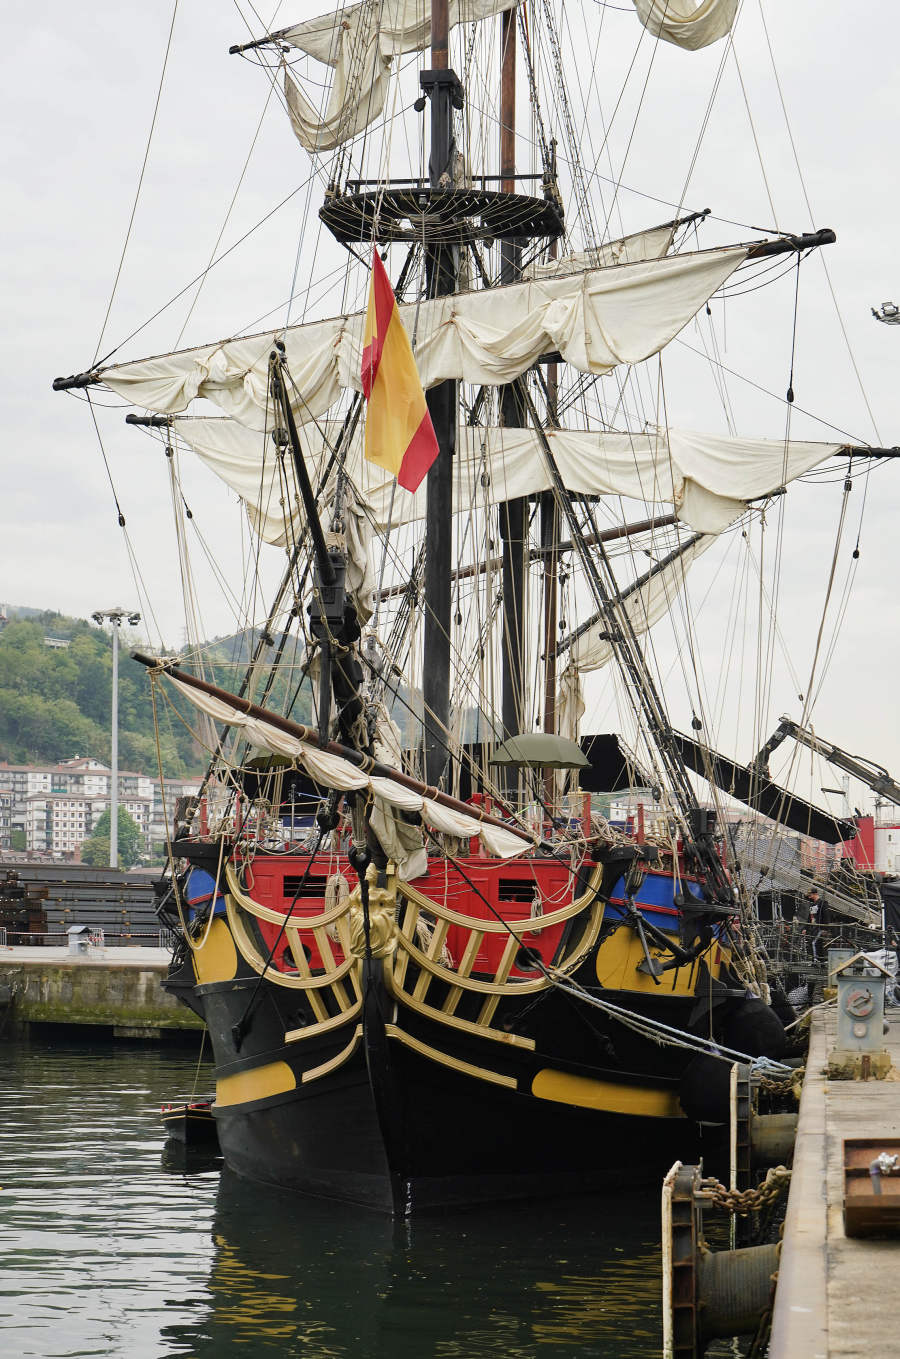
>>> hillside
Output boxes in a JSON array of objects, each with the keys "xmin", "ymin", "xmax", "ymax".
[
  {"xmin": 0, "ymin": 607, "xmax": 320, "ymax": 777},
  {"xmin": 0, "ymin": 610, "xmax": 202, "ymax": 775}
]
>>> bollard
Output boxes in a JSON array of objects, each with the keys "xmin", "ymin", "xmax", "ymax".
[
  {"xmin": 750, "ymin": 1112, "xmax": 798, "ymax": 1168},
  {"xmin": 829, "ymin": 952, "xmax": 893, "ymax": 1079},
  {"xmin": 662, "ymin": 1162, "xmax": 783, "ymax": 1359}
]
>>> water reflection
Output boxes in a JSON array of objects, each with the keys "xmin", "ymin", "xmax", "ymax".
[
  {"xmin": 1, "ymin": 1040, "xmax": 666, "ymax": 1359},
  {"xmin": 164, "ymin": 1170, "xmax": 663, "ymax": 1358}
]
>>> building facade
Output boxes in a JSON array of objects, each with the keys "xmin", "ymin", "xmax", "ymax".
[
  {"xmin": 1, "ymin": 757, "xmax": 158, "ymax": 861},
  {"xmin": 23, "ymin": 792, "xmax": 152, "ymax": 859}
]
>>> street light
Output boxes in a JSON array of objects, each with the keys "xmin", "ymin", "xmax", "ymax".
[
  {"xmin": 93, "ymin": 606, "xmax": 141, "ymax": 869},
  {"xmin": 872, "ymin": 302, "xmax": 900, "ymax": 325}
]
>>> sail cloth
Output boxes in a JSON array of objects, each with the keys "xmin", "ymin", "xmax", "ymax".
[
  {"xmin": 362, "ymin": 250, "xmax": 439, "ymax": 491},
  {"xmin": 276, "ymin": 0, "xmax": 735, "ymax": 152},
  {"xmin": 565, "ymin": 534, "xmax": 715, "ymax": 675},
  {"xmin": 171, "ymin": 415, "xmax": 843, "ymax": 542},
  {"xmin": 165, "ymin": 674, "xmax": 532, "ymax": 859},
  {"xmin": 98, "ymin": 246, "xmax": 751, "ymax": 428},
  {"xmin": 278, "ymin": 0, "xmax": 517, "ymax": 152},
  {"xmin": 632, "ymin": 0, "xmax": 738, "ymax": 50},
  {"xmin": 524, "ymin": 225, "xmax": 676, "ymax": 279},
  {"xmin": 283, "ymin": 46, "xmax": 390, "ymax": 153},
  {"xmin": 555, "ymin": 532, "xmax": 714, "ymax": 740}
]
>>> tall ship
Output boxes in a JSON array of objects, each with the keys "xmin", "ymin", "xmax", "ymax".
[{"xmin": 54, "ymin": 0, "xmax": 885, "ymax": 1212}]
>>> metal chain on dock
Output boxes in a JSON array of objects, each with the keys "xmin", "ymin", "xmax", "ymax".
[
  {"xmin": 756, "ymin": 1066, "xmax": 804, "ymax": 1097},
  {"xmin": 700, "ymin": 1165, "xmax": 792, "ymax": 1216}
]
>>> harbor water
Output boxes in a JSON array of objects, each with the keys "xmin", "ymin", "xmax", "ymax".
[{"xmin": 2, "ymin": 1039, "xmax": 667, "ymax": 1358}]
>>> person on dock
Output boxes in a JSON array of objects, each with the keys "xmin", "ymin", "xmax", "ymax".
[{"xmin": 804, "ymin": 888, "xmax": 824, "ymax": 964}]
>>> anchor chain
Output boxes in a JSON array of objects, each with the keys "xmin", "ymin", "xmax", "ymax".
[
  {"xmin": 756, "ymin": 1067, "xmax": 805, "ymax": 1097},
  {"xmin": 700, "ymin": 1165, "xmax": 792, "ymax": 1216}
]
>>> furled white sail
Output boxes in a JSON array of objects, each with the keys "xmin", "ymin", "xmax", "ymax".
[
  {"xmin": 281, "ymin": 0, "xmax": 517, "ymax": 64},
  {"xmin": 165, "ymin": 675, "xmax": 532, "ymax": 858},
  {"xmin": 277, "ymin": 0, "xmax": 517, "ymax": 152},
  {"xmin": 523, "ymin": 225, "xmax": 676, "ymax": 279},
  {"xmin": 567, "ymin": 533, "xmax": 714, "ymax": 675},
  {"xmin": 556, "ymin": 530, "xmax": 716, "ymax": 736},
  {"xmin": 632, "ymin": 0, "xmax": 738, "ymax": 50},
  {"xmin": 283, "ymin": 45, "xmax": 391, "ymax": 153},
  {"xmin": 99, "ymin": 246, "xmax": 750, "ymax": 427},
  {"xmin": 171, "ymin": 415, "xmax": 843, "ymax": 542}
]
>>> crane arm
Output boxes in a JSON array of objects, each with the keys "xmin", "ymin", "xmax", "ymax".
[{"xmin": 752, "ymin": 718, "xmax": 900, "ymax": 807}]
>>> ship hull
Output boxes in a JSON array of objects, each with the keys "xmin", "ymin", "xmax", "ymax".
[
  {"xmin": 209, "ymin": 1016, "xmax": 705, "ymax": 1215},
  {"xmin": 162, "ymin": 848, "xmax": 767, "ymax": 1214}
]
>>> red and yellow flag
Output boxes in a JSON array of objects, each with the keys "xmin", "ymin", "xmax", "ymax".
[{"xmin": 361, "ymin": 251, "xmax": 439, "ymax": 492}]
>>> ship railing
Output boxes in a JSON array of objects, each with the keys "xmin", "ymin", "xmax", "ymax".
[
  {"xmin": 223, "ymin": 862, "xmax": 363, "ymax": 1037},
  {"xmin": 386, "ymin": 866, "xmax": 605, "ymax": 1036},
  {"xmin": 220, "ymin": 857, "xmax": 607, "ymax": 1050}
]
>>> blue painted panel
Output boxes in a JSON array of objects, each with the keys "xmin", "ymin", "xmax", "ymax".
[
  {"xmin": 605, "ymin": 872, "xmax": 706, "ymax": 932},
  {"xmin": 185, "ymin": 866, "xmax": 226, "ymax": 919}
]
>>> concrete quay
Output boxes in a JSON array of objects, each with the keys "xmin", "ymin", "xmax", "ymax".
[
  {"xmin": 770, "ymin": 1007, "xmax": 900, "ymax": 1359},
  {"xmin": 0, "ymin": 944, "xmax": 201, "ymax": 1038}
]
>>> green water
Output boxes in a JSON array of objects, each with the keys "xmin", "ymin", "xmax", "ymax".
[{"xmin": 1, "ymin": 1040, "xmax": 667, "ymax": 1357}]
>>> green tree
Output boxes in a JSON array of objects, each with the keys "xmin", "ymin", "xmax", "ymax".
[{"xmin": 81, "ymin": 808, "xmax": 145, "ymax": 869}]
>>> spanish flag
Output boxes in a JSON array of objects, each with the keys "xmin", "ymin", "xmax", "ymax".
[{"xmin": 361, "ymin": 251, "xmax": 440, "ymax": 492}]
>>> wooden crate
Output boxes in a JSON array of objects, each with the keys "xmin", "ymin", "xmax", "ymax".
[{"xmin": 844, "ymin": 1138, "xmax": 900, "ymax": 1237}]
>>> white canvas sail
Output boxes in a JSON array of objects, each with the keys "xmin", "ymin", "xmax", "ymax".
[
  {"xmin": 523, "ymin": 225, "xmax": 676, "ymax": 278},
  {"xmin": 632, "ymin": 0, "xmax": 738, "ymax": 50},
  {"xmin": 99, "ymin": 245, "xmax": 751, "ymax": 428},
  {"xmin": 165, "ymin": 674, "xmax": 532, "ymax": 858},
  {"xmin": 567, "ymin": 534, "xmax": 714, "ymax": 675},
  {"xmin": 170, "ymin": 415, "xmax": 843, "ymax": 543},
  {"xmin": 283, "ymin": 41, "xmax": 391, "ymax": 153},
  {"xmin": 278, "ymin": 0, "xmax": 517, "ymax": 152},
  {"xmin": 555, "ymin": 531, "xmax": 715, "ymax": 737}
]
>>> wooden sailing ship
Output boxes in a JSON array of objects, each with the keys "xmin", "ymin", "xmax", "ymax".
[{"xmin": 53, "ymin": 0, "xmax": 880, "ymax": 1211}]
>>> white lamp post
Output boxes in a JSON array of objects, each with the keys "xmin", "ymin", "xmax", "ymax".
[{"xmin": 92, "ymin": 607, "xmax": 141, "ymax": 868}]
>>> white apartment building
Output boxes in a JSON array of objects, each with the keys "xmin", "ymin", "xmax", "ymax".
[
  {"xmin": 24, "ymin": 792, "xmax": 152, "ymax": 859},
  {"xmin": 0, "ymin": 765, "xmax": 53, "ymax": 834},
  {"xmin": 0, "ymin": 789, "xmax": 11, "ymax": 850},
  {"xmin": 0, "ymin": 757, "xmax": 155, "ymax": 843}
]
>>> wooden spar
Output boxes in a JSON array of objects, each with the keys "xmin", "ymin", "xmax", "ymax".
[
  {"xmin": 133, "ymin": 653, "xmax": 534, "ymax": 845},
  {"xmin": 431, "ymin": 0, "xmax": 449, "ymax": 68},
  {"xmin": 374, "ymin": 513, "xmax": 678, "ymax": 601}
]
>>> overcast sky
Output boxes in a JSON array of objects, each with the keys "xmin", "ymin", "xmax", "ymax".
[{"xmin": 3, "ymin": 1, "xmax": 899, "ymax": 815}]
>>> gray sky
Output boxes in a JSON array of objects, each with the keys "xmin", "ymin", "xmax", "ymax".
[{"xmin": 4, "ymin": 1, "xmax": 899, "ymax": 814}]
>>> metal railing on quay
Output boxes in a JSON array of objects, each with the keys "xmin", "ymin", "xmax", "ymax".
[{"xmin": 755, "ymin": 920, "xmax": 886, "ymax": 980}]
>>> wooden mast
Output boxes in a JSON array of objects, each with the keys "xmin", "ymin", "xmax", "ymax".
[
  {"xmin": 499, "ymin": 7, "xmax": 527, "ymax": 782},
  {"xmin": 421, "ymin": 0, "xmax": 458, "ymax": 786}
]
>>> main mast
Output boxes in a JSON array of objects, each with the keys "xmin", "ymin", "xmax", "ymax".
[
  {"xmin": 498, "ymin": 10, "xmax": 527, "ymax": 766},
  {"xmin": 421, "ymin": 0, "xmax": 460, "ymax": 787}
]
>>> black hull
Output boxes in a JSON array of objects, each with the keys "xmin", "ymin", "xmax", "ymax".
[
  {"xmin": 185, "ymin": 952, "xmax": 720, "ymax": 1214},
  {"xmin": 211, "ymin": 1044, "xmax": 711, "ymax": 1214},
  {"xmin": 164, "ymin": 847, "xmax": 772, "ymax": 1214}
]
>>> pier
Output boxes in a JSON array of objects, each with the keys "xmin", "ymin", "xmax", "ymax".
[
  {"xmin": 769, "ymin": 1006, "xmax": 900, "ymax": 1358},
  {"xmin": 0, "ymin": 944, "xmax": 201, "ymax": 1038}
]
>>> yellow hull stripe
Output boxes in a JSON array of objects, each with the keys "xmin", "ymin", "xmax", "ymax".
[
  {"xmin": 214, "ymin": 1060, "xmax": 296, "ymax": 1108},
  {"xmin": 385, "ymin": 1023, "xmax": 517, "ymax": 1089},
  {"xmin": 532, "ymin": 1068, "xmax": 685, "ymax": 1119}
]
